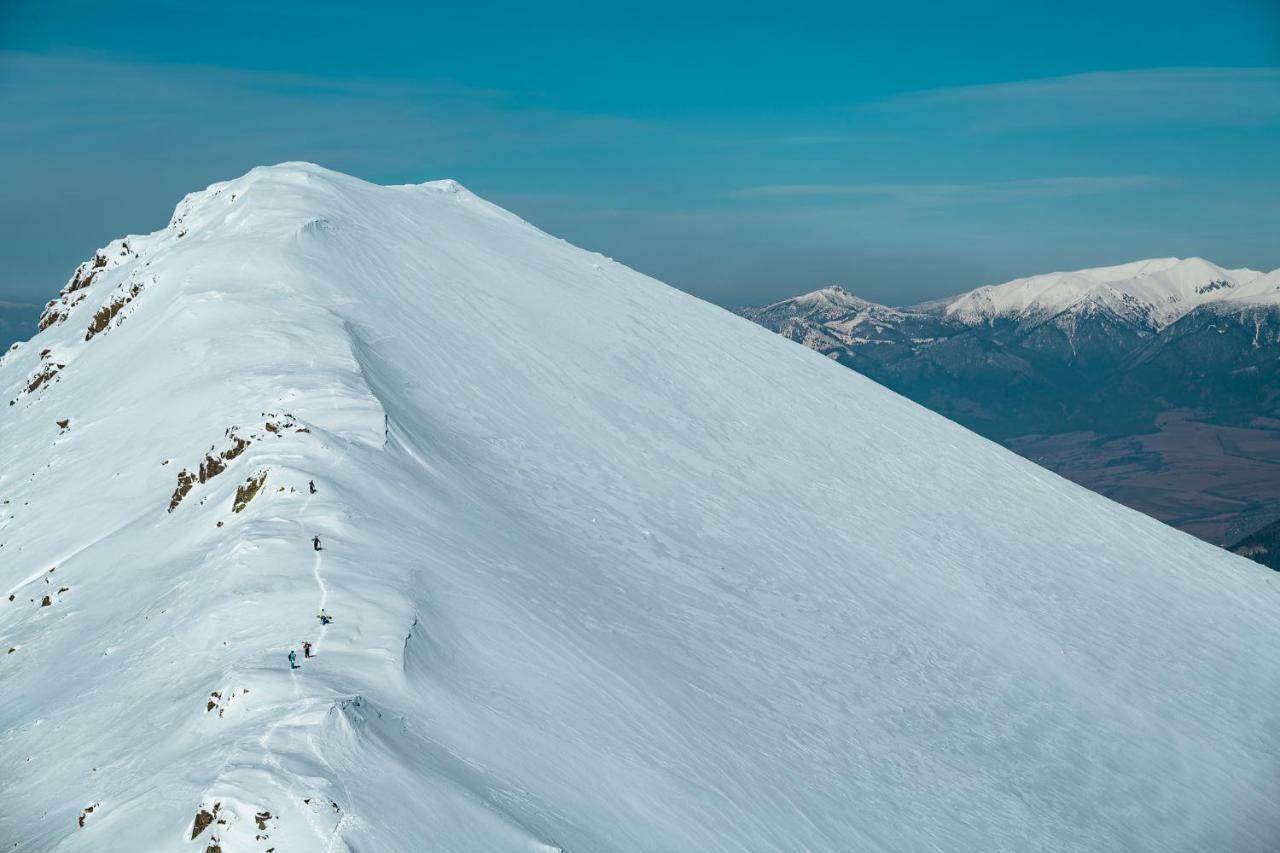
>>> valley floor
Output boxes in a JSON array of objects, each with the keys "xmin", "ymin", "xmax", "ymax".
[{"xmin": 1006, "ymin": 411, "xmax": 1280, "ymax": 545}]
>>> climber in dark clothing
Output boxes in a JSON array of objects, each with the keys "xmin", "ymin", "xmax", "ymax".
[
  {"xmin": 303, "ymin": 641, "xmax": 313, "ymax": 658},
  {"xmin": 313, "ymin": 535, "xmax": 322, "ymax": 551},
  {"xmin": 288, "ymin": 649, "xmax": 299, "ymax": 670},
  {"xmin": 309, "ymin": 480, "xmax": 317, "ymax": 494}
]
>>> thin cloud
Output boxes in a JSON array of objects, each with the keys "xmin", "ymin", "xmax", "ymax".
[
  {"xmin": 731, "ymin": 175, "xmax": 1164, "ymax": 202},
  {"xmin": 866, "ymin": 67, "xmax": 1280, "ymax": 130},
  {"xmin": 0, "ymin": 50, "xmax": 659, "ymax": 163}
]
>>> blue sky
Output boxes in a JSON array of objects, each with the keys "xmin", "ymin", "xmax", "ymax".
[{"xmin": 2, "ymin": 0, "xmax": 1278, "ymax": 327}]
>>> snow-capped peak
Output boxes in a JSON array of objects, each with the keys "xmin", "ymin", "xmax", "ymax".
[
  {"xmin": 945, "ymin": 257, "xmax": 1267, "ymax": 328},
  {"xmin": 753, "ymin": 285, "xmax": 905, "ymax": 321},
  {"xmin": 779, "ymin": 285, "xmax": 867, "ymax": 307}
]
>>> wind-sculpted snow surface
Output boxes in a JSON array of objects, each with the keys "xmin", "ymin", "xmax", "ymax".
[{"xmin": 1, "ymin": 164, "xmax": 1278, "ymax": 852}]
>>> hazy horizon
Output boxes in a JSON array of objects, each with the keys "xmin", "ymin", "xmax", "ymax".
[{"xmin": 3, "ymin": 1, "xmax": 1279, "ymax": 317}]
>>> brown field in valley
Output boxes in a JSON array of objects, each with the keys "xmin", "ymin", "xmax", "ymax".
[{"xmin": 1007, "ymin": 411, "xmax": 1280, "ymax": 546}]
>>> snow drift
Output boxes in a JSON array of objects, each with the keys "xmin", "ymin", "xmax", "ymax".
[{"xmin": 1, "ymin": 164, "xmax": 1278, "ymax": 852}]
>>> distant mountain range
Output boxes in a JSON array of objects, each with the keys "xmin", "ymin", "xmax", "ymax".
[{"xmin": 740, "ymin": 258, "xmax": 1280, "ymax": 557}]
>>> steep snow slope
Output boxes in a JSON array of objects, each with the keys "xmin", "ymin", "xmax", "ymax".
[{"xmin": 2, "ymin": 164, "xmax": 1279, "ymax": 853}]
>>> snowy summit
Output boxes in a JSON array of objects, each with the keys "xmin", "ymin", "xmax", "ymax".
[
  {"xmin": 943, "ymin": 257, "xmax": 1268, "ymax": 328},
  {"xmin": 2, "ymin": 163, "xmax": 1278, "ymax": 852}
]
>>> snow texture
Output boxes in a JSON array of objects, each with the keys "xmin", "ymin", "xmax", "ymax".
[{"xmin": 2, "ymin": 163, "xmax": 1279, "ymax": 852}]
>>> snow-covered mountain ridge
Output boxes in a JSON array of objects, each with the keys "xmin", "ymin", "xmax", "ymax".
[
  {"xmin": 4, "ymin": 164, "xmax": 1280, "ymax": 852},
  {"xmin": 943, "ymin": 257, "xmax": 1270, "ymax": 329},
  {"xmin": 748, "ymin": 256, "xmax": 1278, "ymax": 338}
]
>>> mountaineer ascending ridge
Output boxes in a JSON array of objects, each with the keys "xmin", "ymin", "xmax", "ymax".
[{"xmin": 312, "ymin": 535, "xmax": 322, "ymax": 551}]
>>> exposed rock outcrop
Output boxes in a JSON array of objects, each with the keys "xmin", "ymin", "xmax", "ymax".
[
  {"xmin": 166, "ymin": 415, "xmax": 302, "ymax": 513},
  {"xmin": 232, "ymin": 469, "xmax": 268, "ymax": 513}
]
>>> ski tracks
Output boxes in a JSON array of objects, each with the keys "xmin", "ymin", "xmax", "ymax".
[
  {"xmin": 253, "ymin": 485, "xmax": 348, "ymax": 850},
  {"xmin": 313, "ymin": 549, "xmax": 329, "ymax": 647}
]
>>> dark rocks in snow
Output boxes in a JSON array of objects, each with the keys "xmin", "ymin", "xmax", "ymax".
[
  {"xmin": 37, "ymin": 253, "xmax": 108, "ymax": 333},
  {"xmin": 168, "ymin": 470, "xmax": 198, "ymax": 513},
  {"xmin": 205, "ymin": 687, "xmax": 245, "ymax": 717},
  {"xmin": 198, "ymin": 454, "xmax": 226, "ymax": 483},
  {"xmin": 232, "ymin": 469, "xmax": 268, "ymax": 513},
  {"xmin": 58, "ymin": 256, "xmax": 103, "ymax": 298},
  {"xmin": 84, "ymin": 281, "xmax": 144, "ymax": 341},
  {"xmin": 37, "ymin": 292, "xmax": 88, "ymax": 332},
  {"xmin": 77, "ymin": 802, "xmax": 99, "ymax": 828},
  {"xmin": 167, "ymin": 417, "xmax": 303, "ymax": 512},
  {"xmin": 70, "ymin": 254, "xmax": 109, "ymax": 293},
  {"xmin": 24, "ymin": 363, "xmax": 64, "ymax": 395},
  {"xmin": 222, "ymin": 434, "xmax": 250, "ymax": 460},
  {"xmin": 191, "ymin": 803, "xmax": 220, "ymax": 839}
]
